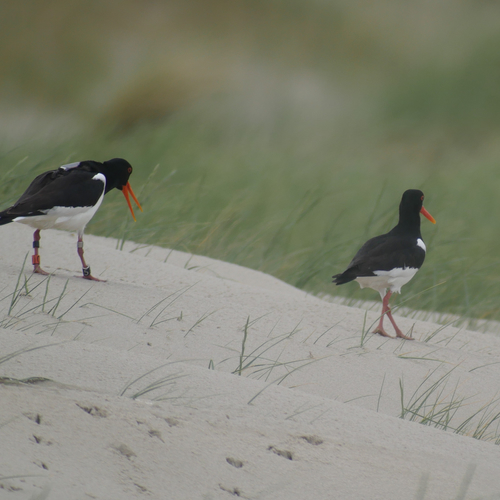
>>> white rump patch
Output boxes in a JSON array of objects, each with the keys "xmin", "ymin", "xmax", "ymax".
[
  {"xmin": 417, "ymin": 238, "xmax": 426, "ymax": 251},
  {"xmin": 356, "ymin": 267, "xmax": 419, "ymax": 297}
]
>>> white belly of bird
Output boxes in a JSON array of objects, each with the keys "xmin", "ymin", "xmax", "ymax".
[
  {"xmin": 355, "ymin": 267, "xmax": 418, "ymax": 298},
  {"xmin": 14, "ymin": 190, "xmax": 105, "ymax": 235}
]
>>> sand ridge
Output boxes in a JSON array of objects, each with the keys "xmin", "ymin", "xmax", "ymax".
[{"xmin": 1, "ymin": 224, "xmax": 500, "ymax": 499}]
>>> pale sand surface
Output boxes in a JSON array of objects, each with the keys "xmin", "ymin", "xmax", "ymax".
[{"xmin": 1, "ymin": 224, "xmax": 500, "ymax": 499}]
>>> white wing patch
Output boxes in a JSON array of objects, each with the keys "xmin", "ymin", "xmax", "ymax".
[
  {"xmin": 59, "ymin": 162, "xmax": 81, "ymax": 171},
  {"xmin": 417, "ymin": 238, "xmax": 426, "ymax": 251}
]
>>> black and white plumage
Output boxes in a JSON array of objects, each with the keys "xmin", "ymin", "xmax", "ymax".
[
  {"xmin": 332, "ymin": 189, "xmax": 436, "ymax": 340},
  {"xmin": 0, "ymin": 158, "xmax": 142, "ymax": 281}
]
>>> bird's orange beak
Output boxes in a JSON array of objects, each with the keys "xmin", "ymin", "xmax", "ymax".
[
  {"xmin": 122, "ymin": 182, "xmax": 143, "ymax": 221},
  {"xmin": 420, "ymin": 206, "xmax": 436, "ymax": 224}
]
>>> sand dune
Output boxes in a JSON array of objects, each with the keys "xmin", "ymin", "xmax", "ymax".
[{"xmin": 1, "ymin": 224, "xmax": 500, "ymax": 500}]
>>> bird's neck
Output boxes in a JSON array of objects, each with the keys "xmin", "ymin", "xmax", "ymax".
[
  {"xmin": 99, "ymin": 165, "xmax": 118, "ymax": 193},
  {"xmin": 392, "ymin": 211, "xmax": 422, "ymax": 237}
]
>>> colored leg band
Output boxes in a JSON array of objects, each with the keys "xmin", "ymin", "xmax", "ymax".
[
  {"xmin": 33, "ymin": 241, "xmax": 40, "ymax": 248},
  {"xmin": 77, "ymin": 241, "xmax": 84, "ymax": 249},
  {"xmin": 83, "ymin": 266, "xmax": 91, "ymax": 277},
  {"xmin": 32, "ymin": 255, "xmax": 41, "ymax": 265}
]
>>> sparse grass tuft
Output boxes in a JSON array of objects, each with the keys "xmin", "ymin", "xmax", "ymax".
[
  {"xmin": 0, "ymin": 344, "xmax": 63, "ymax": 367},
  {"xmin": 400, "ymin": 365, "xmax": 500, "ymax": 444},
  {"xmin": 231, "ymin": 317, "xmax": 305, "ymax": 380},
  {"xmin": 119, "ymin": 360, "xmax": 186, "ymax": 399}
]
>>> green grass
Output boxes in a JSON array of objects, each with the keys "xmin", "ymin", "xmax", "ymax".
[
  {"xmin": 2, "ymin": 108, "xmax": 500, "ymax": 325},
  {"xmin": 2, "ymin": 0, "xmax": 500, "ymax": 324}
]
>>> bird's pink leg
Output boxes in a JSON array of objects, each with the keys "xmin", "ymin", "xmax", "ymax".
[
  {"xmin": 373, "ymin": 291, "xmax": 395, "ymax": 338},
  {"xmin": 77, "ymin": 236, "xmax": 105, "ymax": 282},
  {"xmin": 373, "ymin": 291, "xmax": 413, "ymax": 340},
  {"xmin": 386, "ymin": 307, "xmax": 414, "ymax": 340},
  {"xmin": 32, "ymin": 229, "xmax": 50, "ymax": 275}
]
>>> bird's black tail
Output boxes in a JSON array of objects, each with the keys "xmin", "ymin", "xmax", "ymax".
[
  {"xmin": 332, "ymin": 270, "xmax": 356, "ymax": 285},
  {"xmin": 0, "ymin": 212, "xmax": 15, "ymax": 226}
]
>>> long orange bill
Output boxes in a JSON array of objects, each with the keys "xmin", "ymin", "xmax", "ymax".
[
  {"xmin": 420, "ymin": 206, "xmax": 436, "ymax": 224},
  {"xmin": 122, "ymin": 182, "xmax": 143, "ymax": 222}
]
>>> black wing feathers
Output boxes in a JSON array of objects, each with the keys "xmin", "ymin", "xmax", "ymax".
[
  {"xmin": 0, "ymin": 164, "xmax": 105, "ymax": 221},
  {"xmin": 333, "ymin": 233, "xmax": 425, "ymax": 285}
]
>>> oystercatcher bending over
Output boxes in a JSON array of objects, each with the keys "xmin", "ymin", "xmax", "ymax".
[
  {"xmin": 0, "ymin": 158, "xmax": 142, "ymax": 281},
  {"xmin": 332, "ymin": 189, "xmax": 436, "ymax": 340}
]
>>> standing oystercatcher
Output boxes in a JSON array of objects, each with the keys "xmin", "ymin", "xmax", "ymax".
[
  {"xmin": 0, "ymin": 158, "xmax": 142, "ymax": 281},
  {"xmin": 332, "ymin": 189, "xmax": 436, "ymax": 340}
]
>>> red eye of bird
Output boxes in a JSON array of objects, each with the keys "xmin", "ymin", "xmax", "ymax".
[
  {"xmin": 421, "ymin": 195, "xmax": 424, "ymax": 201},
  {"xmin": 128, "ymin": 167, "xmax": 132, "ymax": 173}
]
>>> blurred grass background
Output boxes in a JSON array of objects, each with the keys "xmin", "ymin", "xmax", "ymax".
[{"xmin": 1, "ymin": 0, "xmax": 500, "ymax": 325}]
